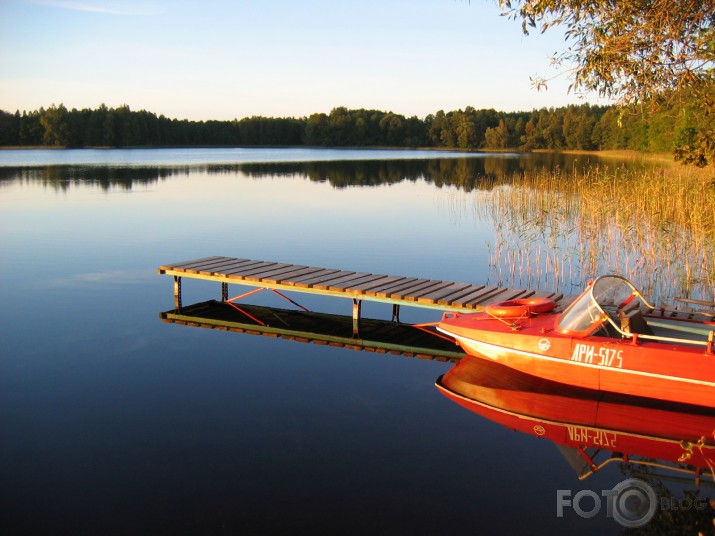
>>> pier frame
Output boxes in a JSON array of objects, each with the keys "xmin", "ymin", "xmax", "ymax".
[{"xmin": 159, "ymin": 255, "xmax": 568, "ymax": 327}]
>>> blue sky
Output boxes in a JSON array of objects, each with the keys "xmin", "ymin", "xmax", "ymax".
[{"xmin": 0, "ymin": 0, "xmax": 606, "ymax": 121}]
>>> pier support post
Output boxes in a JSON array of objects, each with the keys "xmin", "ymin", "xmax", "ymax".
[
  {"xmin": 173, "ymin": 276, "xmax": 182, "ymax": 309},
  {"xmin": 221, "ymin": 282, "xmax": 228, "ymax": 302},
  {"xmin": 352, "ymin": 299, "xmax": 362, "ymax": 337},
  {"xmin": 392, "ymin": 304, "xmax": 401, "ymax": 323}
]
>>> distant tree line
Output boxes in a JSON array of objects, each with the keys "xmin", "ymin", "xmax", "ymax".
[{"xmin": 0, "ymin": 101, "xmax": 705, "ymax": 155}]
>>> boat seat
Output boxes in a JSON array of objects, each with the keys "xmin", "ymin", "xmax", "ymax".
[{"xmin": 618, "ymin": 308, "xmax": 654, "ymax": 336}]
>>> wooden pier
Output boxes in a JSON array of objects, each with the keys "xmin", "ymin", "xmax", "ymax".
[{"xmin": 158, "ymin": 256, "xmax": 569, "ymax": 333}]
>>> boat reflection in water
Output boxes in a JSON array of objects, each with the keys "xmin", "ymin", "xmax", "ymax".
[{"xmin": 437, "ymin": 356, "xmax": 715, "ymax": 484}]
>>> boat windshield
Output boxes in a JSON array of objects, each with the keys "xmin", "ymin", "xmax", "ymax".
[{"xmin": 555, "ymin": 276, "xmax": 642, "ymax": 336}]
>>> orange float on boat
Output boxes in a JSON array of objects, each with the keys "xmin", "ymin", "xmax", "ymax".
[{"xmin": 485, "ymin": 297, "xmax": 557, "ymax": 317}]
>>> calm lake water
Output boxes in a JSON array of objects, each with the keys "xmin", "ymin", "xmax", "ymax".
[{"xmin": 0, "ymin": 148, "xmax": 710, "ymax": 535}]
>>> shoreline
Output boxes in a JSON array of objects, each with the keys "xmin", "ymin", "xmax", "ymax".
[{"xmin": 0, "ymin": 145, "xmax": 674, "ymax": 159}]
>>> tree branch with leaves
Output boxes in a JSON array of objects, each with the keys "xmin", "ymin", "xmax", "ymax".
[{"xmin": 498, "ymin": 0, "xmax": 714, "ymax": 165}]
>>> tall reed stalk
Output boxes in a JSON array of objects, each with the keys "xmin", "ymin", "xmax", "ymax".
[{"xmin": 476, "ymin": 163, "xmax": 714, "ymax": 304}]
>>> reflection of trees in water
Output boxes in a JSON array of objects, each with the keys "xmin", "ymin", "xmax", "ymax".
[
  {"xmin": 0, "ymin": 166, "xmax": 189, "ymax": 191},
  {"xmin": 0, "ymin": 158, "xmax": 503, "ymax": 192},
  {"xmin": 233, "ymin": 153, "xmax": 627, "ymax": 190},
  {"xmin": 0, "ymin": 153, "xmax": 644, "ymax": 191}
]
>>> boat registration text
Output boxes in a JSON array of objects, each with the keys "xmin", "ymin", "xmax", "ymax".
[
  {"xmin": 570, "ymin": 343, "xmax": 623, "ymax": 368},
  {"xmin": 566, "ymin": 425, "xmax": 617, "ymax": 448}
]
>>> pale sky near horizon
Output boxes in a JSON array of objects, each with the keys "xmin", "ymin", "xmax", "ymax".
[{"xmin": 0, "ymin": 0, "xmax": 608, "ymax": 121}]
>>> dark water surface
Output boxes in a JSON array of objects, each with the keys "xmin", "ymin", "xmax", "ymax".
[{"xmin": 0, "ymin": 149, "xmax": 700, "ymax": 535}]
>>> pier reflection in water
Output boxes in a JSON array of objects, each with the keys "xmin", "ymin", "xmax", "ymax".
[
  {"xmin": 161, "ymin": 298, "xmax": 715, "ymax": 531},
  {"xmin": 160, "ymin": 300, "xmax": 465, "ymax": 362}
]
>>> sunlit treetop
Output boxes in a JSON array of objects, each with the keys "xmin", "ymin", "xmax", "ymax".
[{"xmin": 497, "ymin": 0, "xmax": 714, "ymax": 165}]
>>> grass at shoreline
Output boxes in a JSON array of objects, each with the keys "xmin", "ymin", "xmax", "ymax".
[{"xmin": 480, "ymin": 162, "xmax": 714, "ymax": 303}]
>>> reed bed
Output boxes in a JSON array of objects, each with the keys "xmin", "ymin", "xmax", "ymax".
[{"xmin": 476, "ymin": 163, "xmax": 715, "ymax": 305}]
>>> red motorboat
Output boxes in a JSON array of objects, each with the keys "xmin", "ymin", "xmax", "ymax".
[
  {"xmin": 437, "ymin": 275, "xmax": 715, "ymax": 407},
  {"xmin": 436, "ymin": 357, "xmax": 715, "ymax": 482}
]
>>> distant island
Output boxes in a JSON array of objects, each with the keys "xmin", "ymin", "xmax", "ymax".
[{"xmin": 0, "ymin": 101, "xmax": 703, "ymax": 157}]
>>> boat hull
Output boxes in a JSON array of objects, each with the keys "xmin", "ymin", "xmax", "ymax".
[{"xmin": 438, "ymin": 313, "xmax": 715, "ymax": 408}]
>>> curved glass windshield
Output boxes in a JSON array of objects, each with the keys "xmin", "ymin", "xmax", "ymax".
[{"xmin": 555, "ymin": 276, "xmax": 642, "ymax": 336}]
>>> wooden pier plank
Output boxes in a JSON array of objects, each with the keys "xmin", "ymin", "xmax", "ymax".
[
  {"xmin": 365, "ymin": 277, "xmax": 420, "ymax": 297},
  {"xmin": 189, "ymin": 256, "xmax": 240, "ymax": 267},
  {"xmin": 223, "ymin": 262, "xmax": 282, "ymax": 278},
  {"xmin": 162, "ymin": 256, "xmax": 228, "ymax": 270},
  {"xmin": 389, "ymin": 280, "xmax": 451, "ymax": 301},
  {"xmin": 314, "ymin": 272, "xmax": 373, "ymax": 290},
  {"xmin": 173, "ymin": 260, "xmax": 252, "ymax": 278},
  {"xmin": 666, "ymin": 310, "xmax": 703, "ymax": 320},
  {"xmin": 270, "ymin": 266, "xmax": 327, "ymax": 283},
  {"xmin": 374, "ymin": 278, "xmax": 433, "ymax": 299},
  {"xmin": 338, "ymin": 274, "xmax": 392, "ymax": 293},
  {"xmin": 450, "ymin": 286, "xmax": 505, "ymax": 308},
  {"xmin": 292, "ymin": 270, "xmax": 355, "ymax": 288},
  {"xmin": 463, "ymin": 291, "xmax": 518, "ymax": 307},
  {"xmin": 417, "ymin": 282, "xmax": 474, "ymax": 304},
  {"xmin": 241, "ymin": 263, "xmax": 298, "ymax": 279},
  {"xmin": 209, "ymin": 259, "xmax": 265, "ymax": 273},
  {"xmin": 403, "ymin": 281, "xmax": 456, "ymax": 302},
  {"xmin": 355, "ymin": 275, "xmax": 407, "ymax": 293},
  {"xmin": 246, "ymin": 264, "xmax": 311, "ymax": 283},
  {"xmin": 435, "ymin": 284, "xmax": 485, "ymax": 305},
  {"xmin": 468, "ymin": 288, "xmax": 533, "ymax": 306},
  {"xmin": 205, "ymin": 258, "xmax": 264, "ymax": 274},
  {"xmin": 175, "ymin": 257, "xmax": 241, "ymax": 273},
  {"xmin": 437, "ymin": 286, "xmax": 488, "ymax": 306},
  {"xmin": 530, "ymin": 290, "xmax": 566, "ymax": 304},
  {"xmin": 285, "ymin": 269, "xmax": 343, "ymax": 286}
]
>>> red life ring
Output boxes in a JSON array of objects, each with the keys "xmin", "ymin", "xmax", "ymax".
[{"xmin": 485, "ymin": 297, "xmax": 557, "ymax": 318}]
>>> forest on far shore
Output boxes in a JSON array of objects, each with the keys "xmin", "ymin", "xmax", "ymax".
[{"xmin": 0, "ymin": 100, "xmax": 706, "ymax": 155}]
